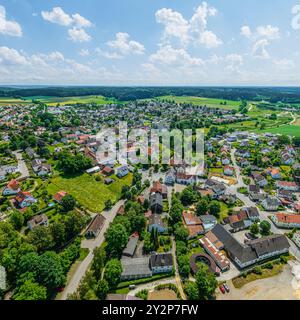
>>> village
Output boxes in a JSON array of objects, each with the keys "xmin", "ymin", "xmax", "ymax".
[{"xmin": 0, "ymin": 99, "xmax": 300, "ymax": 301}]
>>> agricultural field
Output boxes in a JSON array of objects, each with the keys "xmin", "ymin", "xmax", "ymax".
[
  {"xmin": 156, "ymin": 95, "xmax": 242, "ymax": 110},
  {"xmin": 46, "ymin": 173, "xmax": 132, "ymax": 212},
  {"xmin": 22, "ymin": 95, "xmax": 118, "ymax": 106},
  {"xmin": 0, "ymin": 97, "xmax": 30, "ymax": 105},
  {"xmin": 260, "ymin": 125, "xmax": 300, "ymax": 137}
]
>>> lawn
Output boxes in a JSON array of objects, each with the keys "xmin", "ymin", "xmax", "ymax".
[
  {"xmin": 156, "ymin": 95, "xmax": 241, "ymax": 110},
  {"xmin": 46, "ymin": 173, "xmax": 132, "ymax": 212}
]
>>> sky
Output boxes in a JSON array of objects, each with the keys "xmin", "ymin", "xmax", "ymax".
[{"xmin": 0, "ymin": 0, "xmax": 300, "ymax": 85}]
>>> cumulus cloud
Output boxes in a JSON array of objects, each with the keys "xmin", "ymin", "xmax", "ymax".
[
  {"xmin": 68, "ymin": 27, "xmax": 91, "ymax": 42},
  {"xmin": 0, "ymin": 5, "xmax": 22, "ymax": 37},
  {"xmin": 95, "ymin": 48, "xmax": 123, "ymax": 59},
  {"xmin": 0, "ymin": 46, "xmax": 27, "ymax": 65},
  {"xmin": 72, "ymin": 13, "xmax": 92, "ymax": 28},
  {"xmin": 78, "ymin": 49, "xmax": 90, "ymax": 57},
  {"xmin": 252, "ymin": 39, "xmax": 270, "ymax": 59},
  {"xmin": 155, "ymin": 2, "xmax": 222, "ymax": 48},
  {"xmin": 240, "ymin": 26, "xmax": 252, "ymax": 38},
  {"xmin": 41, "ymin": 7, "xmax": 73, "ymax": 26},
  {"xmin": 149, "ymin": 45, "xmax": 203, "ymax": 67},
  {"xmin": 107, "ymin": 32, "xmax": 145, "ymax": 56}
]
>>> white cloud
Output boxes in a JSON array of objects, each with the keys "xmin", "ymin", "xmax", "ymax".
[
  {"xmin": 240, "ymin": 26, "xmax": 252, "ymax": 38},
  {"xmin": 256, "ymin": 25, "xmax": 280, "ymax": 39},
  {"xmin": 41, "ymin": 7, "xmax": 73, "ymax": 26},
  {"xmin": 225, "ymin": 53, "xmax": 243, "ymax": 65},
  {"xmin": 72, "ymin": 13, "xmax": 92, "ymax": 28},
  {"xmin": 68, "ymin": 27, "xmax": 91, "ymax": 43},
  {"xmin": 107, "ymin": 32, "xmax": 145, "ymax": 55},
  {"xmin": 78, "ymin": 49, "xmax": 90, "ymax": 57},
  {"xmin": 149, "ymin": 45, "xmax": 203, "ymax": 67},
  {"xmin": 0, "ymin": 5, "xmax": 22, "ymax": 37},
  {"xmin": 155, "ymin": 2, "xmax": 222, "ymax": 48},
  {"xmin": 0, "ymin": 47, "xmax": 27, "ymax": 65},
  {"xmin": 95, "ymin": 48, "xmax": 123, "ymax": 59}
]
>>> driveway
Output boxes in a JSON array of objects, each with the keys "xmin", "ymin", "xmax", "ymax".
[{"xmin": 13, "ymin": 150, "xmax": 29, "ymax": 179}]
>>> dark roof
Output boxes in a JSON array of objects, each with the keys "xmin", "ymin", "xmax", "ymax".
[
  {"xmin": 150, "ymin": 253, "xmax": 173, "ymax": 269},
  {"xmin": 211, "ymin": 224, "xmax": 289, "ymax": 265},
  {"xmin": 122, "ymin": 236, "xmax": 139, "ymax": 257},
  {"xmin": 245, "ymin": 207, "xmax": 259, "ymax": 218},
  {"xmin": 150, "ymin": 192, "xmax": 163, "ymax": 207}
]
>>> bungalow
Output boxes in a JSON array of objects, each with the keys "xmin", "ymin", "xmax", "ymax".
[
  {"xmin": 271, "ymin": 213, "xmax": 300, "ymax": 229},
  {"xmin": 27, "ymin": 214, "xmax": 49, "ymax": 230},
  {"xmin": 150, "ymin": 193, "xmax": 163, "ymax": 214},
  {"xmin": 53, "ymin": 190, "xmax": 67, "ymax": 203},
  {"xmin": 262, "ymin": 196, "xmax": 281, "ymax": 211},
  {"xmin": 117, "ymin": 166, "xmax": 129, "ymax": 178},
  {"xmin": 15, "ymin": 191, "xmax": 36, "ymax": 209},
  {"xmin": 148, "ymin": 214, "xmax": 167, "ymax": 233},
  {"xmin": 2, "ymin": 179, "xmax": 20, "ymax": 196},
  {"xmin": 223, "ymin": 165, "xmax": 234, "ymax": 176},
  {"xmin": 276, "ymin": 181, "xmax": 298, "ymax": 192},
  {"xmin": 150, "ymin": 253, "xmax": 173, "ymax": 274},
  {"xmin": 85, "ymin": 214, "xmax": 106, "ymax": 238},
  {"xmin": 293, "ymin": 231, "xmax": 300, "ymax": 248}
]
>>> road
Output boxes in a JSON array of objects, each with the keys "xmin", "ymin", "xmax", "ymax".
[
  {"xmin": 12, "ymin": 150, "xmax": 29, "ymax": 180},
  {"xmin": 171, "ymin": 236, "xmax": 186, "ymax": 300},
  {"xmin": 60, "ymin": 199, "xmax": 125, "ymax": 300},
  {"xmin": 230, "ymin": 148, "xmax": 300, "ymax": 261}
]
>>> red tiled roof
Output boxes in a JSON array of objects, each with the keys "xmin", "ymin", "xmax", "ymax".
[
  {"xmin": 275, "ymin": 213, "xmax": 300, "ymax": 224},
  {"xmin": 53, "ymin": 191, "xmax": 67, "ymax": 202},
  {"xmin": 183, "ymin": 211, "xmax": 202, "ymax": 226},
  {"xmin": 6, "ymin": 179, "xmax": 20, "ymax": 190}
]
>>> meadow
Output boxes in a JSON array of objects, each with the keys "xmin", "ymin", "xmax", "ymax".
[{"xmin": 47, "ymin": 173, "xmax": 132, "ymax": 212}]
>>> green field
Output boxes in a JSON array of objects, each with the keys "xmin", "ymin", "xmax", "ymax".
[
  {"xmin": 156, "ymin": 95, "xmax": 241, "ymax": 110},
  {"xmin": 0, "ymin": 97, "xmax": 30, "ymax": 105},
  {"xmin": 260, "ymin": 125, "xmax": 300, "ymax": 137},
  {"xmin": 47, "ymin": 173, "xmax": 132, "ymax": 212},
  {"xmin": 23, "ymin": 95, "xmax": 118, "ymax": 106}
]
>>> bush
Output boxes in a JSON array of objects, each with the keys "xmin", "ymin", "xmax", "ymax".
[
  {"xmin": 280, "ymin": 256, "xmax": 288, "ymax": 264},
  {"xmin": 263, "ymin": 262, "xmax": 273, "ymax": 270},
  {"xmin": 252, "ymin": 266, "xmax": 262, "ymax": 275},
  {"xmin": 135, "ymin": 289, "xmax": 148, "ymax": 300}
]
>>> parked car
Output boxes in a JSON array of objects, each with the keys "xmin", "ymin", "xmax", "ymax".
[
  {"xmin": 223, "ymin": 283, "xmax": 230, "ymax": 293},
  {"xmin": 219, "ymin": 285, "xmax": 226, "ymax": 294}
]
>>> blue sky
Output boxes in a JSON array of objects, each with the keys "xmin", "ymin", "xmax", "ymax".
[{"xmin": 0, "ymin": 0, "xmax": 300, "ymax": 85}]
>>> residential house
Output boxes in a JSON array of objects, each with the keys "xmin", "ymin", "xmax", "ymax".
[
  {"xmin": 262, "ymin": 196, "xmax": 281, "ymax": 211},
  {"xmin": 164, "ymin": 169, "xmax": 175, "ymax": 185},
  {"xmin": 244, "ymin": 207, "xmax": 260, "ymax": 221},
  {"xmin": 199, "ymin": 215, "xmax": 217, "ymax": 232},
  {"xmin": 183, "ymin": 211, "xmax": 204, "ymax": 239},
  {"xmin": 2, "ymin": 179, "xmax": 20, "ymax": 196},
  {"xmin": 148, "ymin": 214, "xmax": 167, "ymax": 233},
  {"xmin": 14, "ymin": 191, "xmax": 36, "ymax": 209},
  {"xmin": 150, "ymin": 253, "xmax": 173, "ymax": 274},
  {"xmin": 150, "ymin": 181, "xmax": 168, "ymax": 199},
  {"xmin": 25, "ymin": 147, "xmax": 38, "ymax": 159},
  {"xmin": 271, "ymin": 213, "xmax": 300, "ymax": 229},
  {"xmin": 53, "ymin": 190, "xmax": 67, "ymax": 203},
  {"xmin": 117, "ymin": 166, "xmax": 129, "ymax": 178},
  {"xmin": 252, "ymin": 173, "xmax": 268, "ymax": 187},
  {"xmin": 102, "ymin": 166, "xmax": 114, "ymax": 176},
  {"xmin": 223, "ymin": 165, "xmax": 234, "ymax": 176},
  {"xmin": 85, "ymin": 214, "xmax": 106, "ymax": 238},
  {"xmin": 150, "ymin": 192, "xmax": 163, "ymax": 214},
  {"xmin": 27, "ymin": 214, "xmax": 49, "ymax": 230},
  {"xmin": 276, "ymin": 181, "xmax": 298, "ymax": 192}
]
